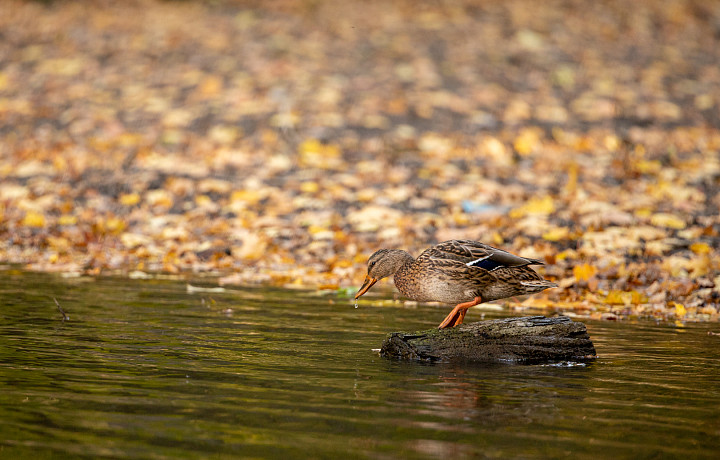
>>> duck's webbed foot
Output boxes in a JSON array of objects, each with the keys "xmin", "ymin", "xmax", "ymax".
[{"xmin": 437, "ymin": 296, "xmax": 482, "ymax": 329}]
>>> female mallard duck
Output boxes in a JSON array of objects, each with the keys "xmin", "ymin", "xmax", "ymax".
[{"xmin": 355, "ymin": 240, "xmax": 557, "ymax": 329}]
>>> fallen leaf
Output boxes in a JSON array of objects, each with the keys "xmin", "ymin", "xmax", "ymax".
[
  {"xmin": 58, "ymin": 215, "xmax": 77, "ymax": 226},
  {"xmin": 120, "ymin": 193, "xmax": 141, "ymax": 206},
  {"xmin": 543, "ymin": 227, "xmax": 570, "ymax": 241},
  {"xmin": 605, "ymin": 290, "xmax": 648, "ymax": 305},
  {"xmin": 513, "ymin": 127, "xmax": 542, "ymax": 156},
  {"xmin": 22, "ymin": 211, "xmax": 45, "ymax": 228},
  {"xmin": 651, "ymin": 213, "xmax": 686, "ymax": 229},
  {"xmin": 674, "ymin": 302, "xmax": 687, "ymax": 317},
  {"xmin": 690, "ymin": 242, "xmax": 711, "ymax": 254},
  {"xmin": 299, "ymin": 138, "xmax": 342, "ymax": 169},
  {"xmin": 121, "ymin": 232, "xmax": 152, "ymax": 249},
  {"xmin": 573, "ymin": 263, "xmax": 597, "ymax": 282},
  {"xmin": 509, "ymin": 196, "xmax": 555, "ymax": 218}
]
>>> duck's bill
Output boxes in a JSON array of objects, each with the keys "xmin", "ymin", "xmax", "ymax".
[{"xmin": 354, "ymin": 276, "xmax": 378, "ymax": 299}]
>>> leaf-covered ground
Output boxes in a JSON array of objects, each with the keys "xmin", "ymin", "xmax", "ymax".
[{"xmin": 1, "ymin": 0, "xmax": 719, "ymax": 321}]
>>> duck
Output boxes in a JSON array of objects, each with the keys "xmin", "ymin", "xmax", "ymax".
[{"xmin": 354, "ymin": 239, "xmax": 557, "ymax": 329}]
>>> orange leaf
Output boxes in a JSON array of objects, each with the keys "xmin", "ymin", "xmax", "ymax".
[
  {"xmin": 690, "ymin": 242, "xmax": 711, "ymax": 254},
  {"xmin": 573, "ymin": 263, "xmax": 597, "ymax": 282}
]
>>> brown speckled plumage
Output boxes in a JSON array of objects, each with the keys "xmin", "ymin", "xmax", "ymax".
[{"xmin": 354, "ymin": 240, "xmax": 558, "ymax": 328}]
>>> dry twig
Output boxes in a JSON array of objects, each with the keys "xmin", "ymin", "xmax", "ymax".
[{"xmin": 54, "ymin": 298, "xmax": 69, "ymax": 322}]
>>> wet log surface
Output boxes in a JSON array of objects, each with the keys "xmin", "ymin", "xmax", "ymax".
[{"xmin": 380, "ymin": 316, "xmax": 597, "ymax": 364}]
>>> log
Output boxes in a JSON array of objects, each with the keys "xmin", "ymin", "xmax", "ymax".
[{"xmin": 380, "ymin": 315, "xmax": 597, "ymax": 364}]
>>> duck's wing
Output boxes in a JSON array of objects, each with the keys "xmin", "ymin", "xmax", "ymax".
[{"xmin": 425, "ymin": 240, "xmax": 544, "ymax": 272}]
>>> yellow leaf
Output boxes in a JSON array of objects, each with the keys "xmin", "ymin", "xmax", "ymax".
[
  {"xmin": 651, "ymin": 213, "xmax": 686, "ymax": 229},
  {"xmin": 308, "ymin": 224, "xmax": 331, "ymax": 236},
  {"xmin": 509, "ymin": 196, "xmax": 555, "ymax": 218},
  {"xmin": 22, "ymin": 211, "xmax": 45, "ymax": 228},
  {"xmin": 195, "ymin": 195, "xmax": 212, "ymax": 206},
  {"xmin": 674, "ymin": 302, "xmax": 687, "ymax": 317},
  {"xmin": 513, "ymin": 128, "xmax": 542, "ymax": 156},
  {"xmin": 573, "ymin": 263, "xmax": 597, "ymax": 282},
  {"xmin": 298, "ymin": 138, "xmax": 341, "ymax": 168},
  {"xmin": 492, "ymin": 232, "xmax": 504, "ymax": 246},
  {"xmin": 635, "ymin": 160, "xmax": 661, "ymax": 174},
  {"xmin": 120, "ymin": 193, "xmax": 140, "ymax": 206},
  {"xmin": 605, "ymin": 290, "xmax": 648, "ymax": 305},
  {"xmin": 299, "ymin": 138, "xmax": 323, "ymax": 156},
  {"xmin": 106, "ymin": 217, "xmax": 126, "ymax": 234},
  {"xmin": 308, "ymin": 225, "xmax": 331, "ymax": 236},
  {"xmin": 231, "ymin": 189, "xmax": 262, "ymax": 205},
  {"xmin": 543, "ymin": 227, "xmax": 570, "ymax": 241},
  {"xmin": 604, "ymin": 290, "xmax": 631, "ymax": 305},
  {"xmin": 58, "ymin": 215, "xmax": 77, "ymax": 225},
  {"xmin": 556, "ymin": 249, "xmax": 577, "ymax": 261},
  {"xmin": 634, "ymin": 208, "xmax": 652, "ymax": 219},
  {"xmin": 300, "ymin": 181, "xmax": 319, "ymax": 193},
  {"xmin": 452, "ymin": 212, "xmax": 470, "ymax": 226}
]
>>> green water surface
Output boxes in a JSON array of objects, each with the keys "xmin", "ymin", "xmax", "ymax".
[{"xmin": 0, "ymin": 271, "xmax": 718, "ymax": 459}]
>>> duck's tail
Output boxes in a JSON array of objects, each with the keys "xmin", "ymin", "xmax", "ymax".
[{"xmin": 520, "ymin": 280, "xmax": 558, "ymax": 293}]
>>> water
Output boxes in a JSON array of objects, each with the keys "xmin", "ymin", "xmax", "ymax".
[{"xmin": 1, "ymin": 271, "xmax": 719, "ymax": 459}]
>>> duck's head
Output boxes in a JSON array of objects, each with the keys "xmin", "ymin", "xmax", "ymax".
[{"xmin": 354, "ymin": 249, "xmax": 412, "ymax": 299}]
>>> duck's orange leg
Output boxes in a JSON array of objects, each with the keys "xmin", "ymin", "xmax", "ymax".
[{"xmin": 438, "ymin": 296, "xmax": 482, "ymax": 329}]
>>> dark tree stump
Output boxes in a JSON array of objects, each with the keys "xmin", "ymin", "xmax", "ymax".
[{"xmin": 380, "ymin": 315, "xmax": 597, "ymax": 364}]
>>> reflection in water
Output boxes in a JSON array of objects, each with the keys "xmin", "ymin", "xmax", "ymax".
[
  {"xmin": 381, "ymin": 360, "xmax": 596, "ymax": 458},
  {"xmin": 0, "ymin": 272, "xmax": 719, "ymax": 459}
]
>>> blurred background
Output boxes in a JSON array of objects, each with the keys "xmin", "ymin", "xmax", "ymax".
[{"xmin": 1, "ymin": 0, "xmax": 719, "ymax": 320}]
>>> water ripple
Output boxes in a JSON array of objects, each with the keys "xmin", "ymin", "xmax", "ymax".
[{"xmin": 1, "ymin": 273, "xmax": 719, "ymax": 458}]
